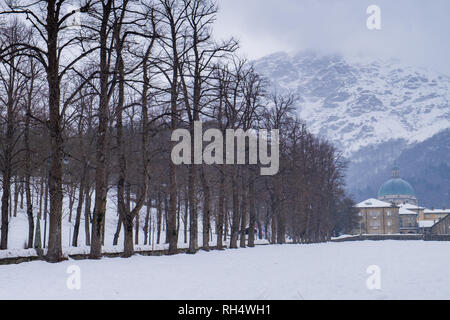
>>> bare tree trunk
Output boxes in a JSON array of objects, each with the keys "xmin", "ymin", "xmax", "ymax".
[
  {"xmin": 224, "ymin": 202, "xmax": 229, "ymax": 243},
  {"xmin": 13, "ymin": 177, "xmax": 19, "ymax": 217},
  {"xmin": 113, "ymin": 215, "xmax": 122, "ymax": 246},
  {"xmin": 73, "ymin": 100, "xmax": 87, "ymax": 247},
  {"xmin": 264, "ymin": 207, "xmax": 270, "ymax": 240},
  {"xmin": 135, "ymin": 210, "xmax": 140, "ymax": 245},
  {"xmin": 216, "ymin": 170, "xmax": 225, "ymax": 249},
  {"xmin": 143, "ymin": 194, "xmax": 151, "ymax": 245},
  {"xmin": 157, "ymin": 192, "xmax": 162, "ymax": 244},
  {"xmin": 20, "ymin": 180, "xmax": 24, "ymax": 210},
  {"xmin": 168, "ymin": 161, "xmax": 178, "ymax": 253},
  {"xmin": 90, "ymin": 0, "xmax": 113, "ymax": 259},
  {"xmin": 84, "ymin": 187, "xmax": 91, "ymax": 246},
  {"xmin": 43, "ymin": 173, "xmax": 49, "ymax": 247},
  {"xmin": 115, "ymin": 52, "xmax": 128, "ymax": 250},
  {"xmin": 230, "ymin": 167, "xmax": 240, "ymax": 249},
  {"xmin": 277, "ymin": 201, "xmax": 286, "ymax": 244},
  {"xmin": 1, "ymin": 171, "xmax": 11, "ymax": 249},
  {"xmin": 271, "ymin": 214, "xmax": 277, "ymax": 244},
  {"xmin": 25, "ymin": 157, "xmax": 34, "ymax": 249},
  {"xmin": 123, "ymin": 215, "xmax": 134, "ymax": 257},
  {"xmin": 183, "ymin": 186, "xmax": 188, "ymax": 244},
  {"xmin": 239, "ymin": 172, "xmax": 247, "ymax": 248},
  {"xmin": 248, "ymin": 169, "xmax": 256, "ymax": 247},
  {"xmin": 1, "ymin": 45, "xmax": 19, "ymax": 249},
  {"xmin": 187, "ymin": 148, "xmax": 199, "ymax": 253},
  {"xmin": 177, "ymin": 196, "xmax": 181, "ymax": 238},
  {"xmin": 72, "ymin": 177, "xmax": 85, "ymax": 247},
  {"xmin": 25, "ymin": 61, "xmax": 36, "ymax": 249},
  {"xmin": 68, "ymin": 185, "xmax": 75, "ymax": 223},
  {"xmin": 34, "ymin": 177, "xmax": 44, "ymax": 248},
  {"xmin": 45, "ymin": 0, "xmax": 65, "ymax": 262},
  {"xmin": 199, "ymin": 167, "xmax": 210, "ymax": 251},
  {"xmin": 257, "ymin": 207, "xmax": 263, "ymax": 240},
  {"xmin": 8, "ymin": 192, "xmax": 12, "ymax": 218},
  {"xmin": 164, "ymin": 196, "xmax": 169, "ymax": 244},
  {"xmin": 115, "ymin": 53, "xmax": 131, "ymax": 254}
]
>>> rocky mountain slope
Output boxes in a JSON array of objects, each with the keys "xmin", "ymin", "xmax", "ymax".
[{"xmin": 254, "ymin": 51, "xmax": 450, "ymax": 206}]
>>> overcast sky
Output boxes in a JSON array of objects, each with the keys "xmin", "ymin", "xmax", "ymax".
[{"xmin": 214, "ymin": 0, "xmax": 450, "ymax": 74}]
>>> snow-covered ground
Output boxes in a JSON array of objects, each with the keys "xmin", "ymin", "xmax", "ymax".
[
  {"xmin": 1, "ymin": 240, "xmax": 450, "ymax": 300},
  {"xmin": 6, "ymin": 189, "xmax": 162, "ymax": 251},
  {"xmin": 2, "ymin": 187, "xmax": 228, "ymax": 259}
]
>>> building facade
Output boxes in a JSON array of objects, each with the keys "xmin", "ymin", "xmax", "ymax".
[
  {"xmin": 421, "ymin": 208, "xmax": 450, "ymax": 221},
  {"xmin": 430, "ymin": 214, "xmax": 450, "ymax": 235},
  {"xmin": 399, "ymin": 207, "xmax": 419, "ymax": 234},
  {"xmin": 354, "ymin": 198, "xmax": 400, "ymax": 235}
]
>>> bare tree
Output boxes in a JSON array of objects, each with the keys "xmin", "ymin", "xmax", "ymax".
[
  {"xmin": 1, "ymin": 0, "xmax": 95, "ymax": 261},
  {"xmin": 90, "ymin": 0, "xmax": 114, "ymax": 259},
  {"xmin": 0, "ymin": 20, "xmax": 28, "ymax": 249}
]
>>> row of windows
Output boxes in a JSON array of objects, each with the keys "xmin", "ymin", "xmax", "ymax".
[
  {"xmin": 358, "ymin": 211, "xmax": 392, "ymax": 218},
  {"xmin": 424, "ymin": 214, "xmax": 446, "ymax": 219},
  {"xmin": 370, "ymin": 220, "xmax": 393, "ymax": 228}
]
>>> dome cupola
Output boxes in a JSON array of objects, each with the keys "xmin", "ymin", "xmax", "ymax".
[{"xmin": 378, "ymin": 162, "xmax": 418, "ymax": 205}]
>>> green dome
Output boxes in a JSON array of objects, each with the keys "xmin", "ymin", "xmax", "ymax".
[{"xmin": 378, "ymin": 178, "xmax": 415, "ymax": 197}]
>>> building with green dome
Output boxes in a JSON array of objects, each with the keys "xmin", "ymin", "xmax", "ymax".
[
  {"xmin": 378, "ymin": 163, "xmax": 418, "ymax": 205},
  {"xmin": 351, "ymin": 162, "xmax": 450, "ymax": 235}
]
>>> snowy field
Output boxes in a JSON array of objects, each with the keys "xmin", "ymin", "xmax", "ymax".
[
  {"xmin": 2, "ymin": 188, "xmax": 218, "ymax": 259},
  {"xmin": 1, "ymin": 240, "xmax": 450, "ymax": 300},
  {"xmin": 6, "ymin": 189, "xmax": 162, "ymax": 251}
]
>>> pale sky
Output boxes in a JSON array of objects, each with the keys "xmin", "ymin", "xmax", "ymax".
[{"xmin": 214, "ymin": 0, "xmax": 450, "ymax": 75}]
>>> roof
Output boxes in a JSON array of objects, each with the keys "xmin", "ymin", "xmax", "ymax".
[
  {"xmin": 424, "ymin": 208, "xmax": 450, "ymax": 214},
  {"xmin": 399, "ymin": 207, "xmax": 418, "ymax": 215},
  {"xmin": 378, "ymin": 178, "xmax": 415, "ymax": 197},
  {"xmin": 401, "ymin": 203, "xmax": 425, "ymax": 210},
  {"xmin": 418, "ymin": 220, "xmax": 436, "ymax": 228},
  {"xmin": 355, "ymin": 198, "xmax": 396, "ymax": 208}
]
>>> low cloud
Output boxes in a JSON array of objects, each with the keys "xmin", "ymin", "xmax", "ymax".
[{"xmin": 214, "ymin": 0, "xmax": 450, "ymax": 74}]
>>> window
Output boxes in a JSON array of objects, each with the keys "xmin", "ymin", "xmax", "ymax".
[
  {"xmin": 387, "ymin": 220, "xmax": 392, "ymax": 227},
  {"xmin": 371, "ymin": 211, "xmax": 377, "ymax": 219},
  {"xmin": 358, "ymin": 212, "xmax": 363, "ymax": 217},
  {"xmin": 387, "ymin": 210, "xmax": 391, "ymax": 216}
]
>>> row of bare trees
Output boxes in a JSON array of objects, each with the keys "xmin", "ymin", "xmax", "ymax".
[{"xmin": 0, "ymin": 0, "xmax": 358, "ymax": 262}]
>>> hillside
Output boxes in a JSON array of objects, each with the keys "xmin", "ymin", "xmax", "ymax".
[{"xmin": 254, "ymin": 51, "xmax": 450, "ymax": 206}]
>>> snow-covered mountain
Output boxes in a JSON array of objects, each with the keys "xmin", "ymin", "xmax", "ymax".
[
  {"xmin": 253, "ymin": 51, "xmax": 450, "ymax": 156},
  {"xmin": 254, "ymin": 51, "xmax": 450, "ymax": 206}
]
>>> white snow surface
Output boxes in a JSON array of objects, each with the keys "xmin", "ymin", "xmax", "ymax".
[
  {"xmin": 418, "ymin": 220, "xmax": 436, "ymax": 228},
  {"xmin": 355, "ymin": 198, "xmax": 393, "ymax": 208},
  {"xmin": 1, "ymin": 241, "xmax": 450, "ymax": 300},
  {"xmin": 1, "ymin": 187, "xmax": 229, "ymax": 259},
  {"xmin": 399, "ymin": 207, "xmax": 418, "ymax": 215}
]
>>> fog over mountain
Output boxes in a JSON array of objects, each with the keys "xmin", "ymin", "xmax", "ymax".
[
  {"xmin": 215, "ymin": 0, "xmax": 450, "ymax": 74},
  {"xmin": 253, "ymin": 51, "xmax": 450, "ymax": 207}
]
